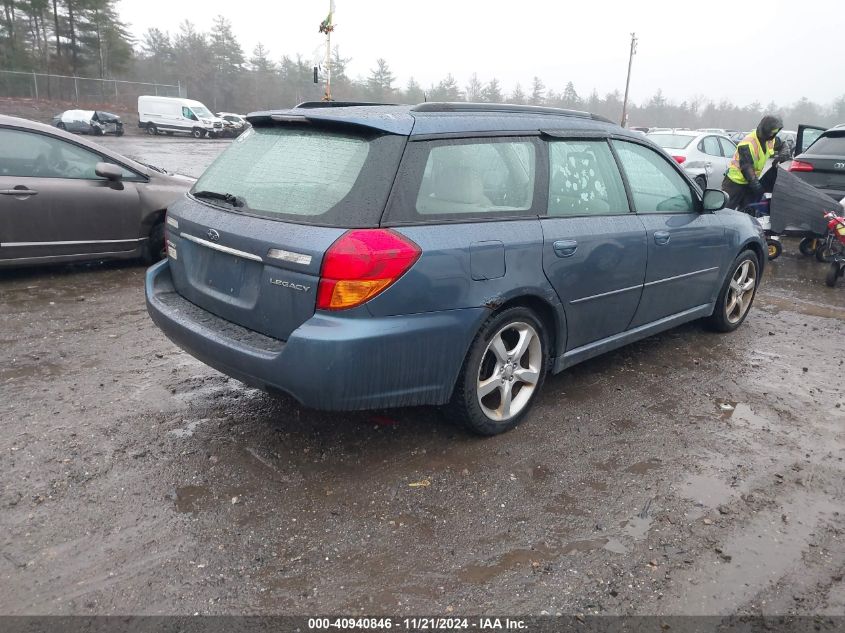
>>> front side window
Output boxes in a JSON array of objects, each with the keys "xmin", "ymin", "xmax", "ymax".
[
  {"xmin": 413, "ymin": 140, "xmax": 536, "ymax": 216},
  {"xmin": 0, "ymin": 128, "xmax": 134, "ymax": 180},
  {"xmin": 718, "ymin": 137, "xmax": 737, "ymax": 157},
  {"xmin": 182, "ymin": 107, "xmax": 197, "ymax": 121},
  {"xmin": 547, "ymin": 140, "xmax": 629, "ymax": 216},
  {"xmin": 612, "ymin": 140, "xmax": 695, "ymax": 213}
]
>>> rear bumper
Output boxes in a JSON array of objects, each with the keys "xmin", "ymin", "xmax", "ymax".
[{"xmin": 145, "ymin": 260, "xmax": 486, "ymax": 411}]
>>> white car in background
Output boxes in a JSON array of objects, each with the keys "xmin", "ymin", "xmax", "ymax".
[
  {"xmin": 216, "ymin": 112, "xmax": 250, "ymax": 137},
  {"xmin": 647, "ymin": 130, "xmax": 737, "ymax": 191}
]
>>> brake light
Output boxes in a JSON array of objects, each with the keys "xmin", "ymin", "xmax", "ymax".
[
  {"xmin": 789, "ymin": 160, "xmax": 814, "ymax": 172},
  {"xmin": 672, "ymin": 155, "xmax": 686, "ymax": 164},
  {"xmin": 317, "ymin": 229, "xmax": 421, "ymax": 310}
]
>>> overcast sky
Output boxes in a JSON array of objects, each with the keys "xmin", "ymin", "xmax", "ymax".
[{"xmin": 118, "ymin": 0, "xmax": 842, "ymax": 107}]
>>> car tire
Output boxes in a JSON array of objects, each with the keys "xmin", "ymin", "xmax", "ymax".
[
  {"xmin": 446, "ymin": 306, "xmax": 549, "ymax": 436},
  {"xmin": 799, "ymin": 237, "xmax": 818, "ymax": 257},
  {"xmin": 142, "ymin": 222, "xmax": 166, "ymax": 265},
  {"xmin": 694, "ymin": 175, "xmax": 707, "ymax": 192},
  {"xmin": 707, "ymin": 250, "xmax": 760, "ymax": 333},
  {"xmin": 766, "ymin": 238, "xmax": 782, "ymax": 260},
  {"xmin": 826, "ymin": 262, "xmax": 843, "ymax": 288},
  {"xmin": 56, "ymin": 122, "xmax": 66, "ymax": 131},
  {"xmin": 193, "ymin": 128, "xmax": 204, "ymax": 139},
  {"xmin": 146, "ymin": 123, "xmax": 157, "ymax": 136},
  {"xmin": 91, "ymin": 126, "xmax": 104, "ymax": 136}
]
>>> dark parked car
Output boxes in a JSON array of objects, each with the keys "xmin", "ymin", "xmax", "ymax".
[
  {"xmin": 146, "ymin": 102, "xmax": 766, "ymax": 436},
  {"xmin": 52, "ymin": 109, "xmax": 124, "ymax": 136},
  {"xmin": 0, "ymin": 114, "xmax": 193, "ymax": 267},
  {"xmin": 788, "ymin": 124, "xmax": 845, "ymax": 201}
]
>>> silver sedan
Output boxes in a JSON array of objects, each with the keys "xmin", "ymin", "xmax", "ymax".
[{"xmin": 646, "ymin": 131, "xmax": 737, "ymax": 191}]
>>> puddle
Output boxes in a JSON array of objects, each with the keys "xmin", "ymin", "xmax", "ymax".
[
  {"xmin": 620, "ymin": 514, "xmax": 653, "ymax": 540},
  {"xmin": 169, "ymin": 418, "xmax": 210, "ymax": 439},
  {"xmin": 665, "ymin": 494, "xmax": 837, "ymax": 615},
  {"xmin": 758, "ymin": 293, "xmax": 845, "ymax": 320},
  {"xmin": 1, "ymin": 361, "xmax": 62, "ymax": 382},
  {"xmin": 626, "ymin": 458, "xmax": 663, "ymax": 475},
  {"xmin": 681, "ymin": 473, "xmax": 737, "ymax": 511},
  {"xmin": 169, "ymin": 486, "xmax": 211, "ymax": 513}
]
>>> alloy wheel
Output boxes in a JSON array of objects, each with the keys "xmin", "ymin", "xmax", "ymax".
[
  {"xmin": 476, "ymin": 321, "xmax": 542, "ymax": 421},
  {"xmin": 725, "ymin": 259, "xmax": 757, "ymax": 324}
]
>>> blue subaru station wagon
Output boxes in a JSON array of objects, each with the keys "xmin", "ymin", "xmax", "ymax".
[{"xmin": 145, "ymin": 102, "xmax": 766, "ymax": 435}]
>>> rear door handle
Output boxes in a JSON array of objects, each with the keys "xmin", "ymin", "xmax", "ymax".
[
  {"xmin": 553, "ymin": 239, "xmax": 578, "ymax": 258},
  {"xmin": 0, "ymin": 187, "xmax": 38, "ymax": 197},
  {"xmin": 654, "ymin": 231, "xmax": 670, "ymax": 245}
]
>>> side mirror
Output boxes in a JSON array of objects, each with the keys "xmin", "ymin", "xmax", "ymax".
[
  {"xmin": 95, "ymin": 162, "xmax": 123, "ymax": 181},
  {"xmin": 702, "ymin": 188, "xmax": 728, "ymax": 212}
]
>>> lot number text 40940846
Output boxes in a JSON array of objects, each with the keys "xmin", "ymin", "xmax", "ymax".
[{"xmin": 307, "ymin": 617, "xmax": 527, "ymax": 630}]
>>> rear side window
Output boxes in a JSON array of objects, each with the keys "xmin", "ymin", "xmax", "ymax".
[
  {"xmin": 804, "ymin": 133, "xmax": 845, "ymax": 156},
  {"xmin": 646, "ymin": 134, "xmax": 695, "ymax": 149},
  {"xmin": 385, "ymin": 137, "xmax": 539, "ymax": 223},
  {"xmin": 612, "ymin": 140, "xmax": 695, "ymax": 213},
  {"xmin": 548, "ymin": 140, "xmax": 629, "ymax": 216},
  {"xmin": 700, "ymin": 136, "xmax": 721, "ymax": 156},
  {"xmin": 191, "ymin": 125, "xmax": 406, "ymax": 227}
]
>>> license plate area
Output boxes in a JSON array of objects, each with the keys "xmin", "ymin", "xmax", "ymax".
[{"xmin": 185, "ymin": 241, "xmax": 262, "ymax": 308}]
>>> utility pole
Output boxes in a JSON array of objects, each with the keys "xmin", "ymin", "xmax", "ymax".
[
  {"xmin": 319, "ymin": 0, "xmax": 335, "ymax": 101},
  {"xmin": 621, "ymin": 32, "xmax": 637, "ymax": 127}
]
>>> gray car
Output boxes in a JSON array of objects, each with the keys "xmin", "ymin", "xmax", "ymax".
[
  {"xmin": 647, "ymin": 131, "xmax": 737, "ymax": 191},
  {"xmin": 146, "ymin": 102, "xmax": 766, "ymax": 436},
  {"xmin": 0, "ymin": 114, "xmax": 193, "ymax": 267}
]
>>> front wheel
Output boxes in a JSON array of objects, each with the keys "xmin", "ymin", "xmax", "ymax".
[
  {"xmin": 192, "ymin": 128, "xmax": 204, "ymax": 139},
  {"xmin": 766, "ymin": 238, "xmax": 782, "ymax": 260},
  {"xmin": 827, "ymin": 262, "xmax": 843, "ymax": 288},
  {"xmin": 446, "ymin": 307, "xmax": 548, "ymax": 436},
  {"xmin": 146, "ymin": 123, "xmax": 157, "ymax": 135},
  {"xmin": 707, "ymin": 250, "xmax": 760, "ymax": 332},
  {"xmin": 816, "ymin": 238, "xmax": 837, "ymax": 263}
]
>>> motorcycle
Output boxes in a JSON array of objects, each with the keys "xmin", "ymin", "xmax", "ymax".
[{"xmin": 823, "ymin": 211, "xmax": 845, "ymax": 287}]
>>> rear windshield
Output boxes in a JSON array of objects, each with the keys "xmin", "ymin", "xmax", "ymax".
[
  {"xmin": 804, "ymin": 133, "xmax": 845, "ymax": 156},
  {"xmin": 191, "ymin": 124, "xmax": 405, "ymax": 227},
  {"xmin": 646, "ymin": 134, "xmax": 695, "ymax": 149}
]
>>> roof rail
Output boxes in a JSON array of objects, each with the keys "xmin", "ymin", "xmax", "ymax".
[
  {"xmin": 411, "ymin": 101, "xmax": 613, "ymax": 124},
  {"xmin": 294, "ymin": 101, "xmax": 397, "ymax": 109}
]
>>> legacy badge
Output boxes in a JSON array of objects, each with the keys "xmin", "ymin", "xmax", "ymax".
[{"xmin": 270, "ymin": 278, "xmax": 311, "ymax": 292}]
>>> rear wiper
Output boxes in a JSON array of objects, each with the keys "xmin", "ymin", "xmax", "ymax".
[{"xmin": 192, "ymin": 190, "xmax": 247, "ymax": 209}]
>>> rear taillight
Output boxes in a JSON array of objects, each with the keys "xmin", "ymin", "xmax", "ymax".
[
  {"xmin": 672, "ymin": 155, "xmax": 686, "ymax": 164},
  {"xmin": 789, "ymin": 160, "xmax": 814, "ymax": 172},
  {"xmin": 317, "ymin": 229, "xmax": 421, "ymax": 310}
]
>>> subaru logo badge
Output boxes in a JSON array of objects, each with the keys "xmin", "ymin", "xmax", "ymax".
[{"xmin": 207, "ymin": 229, "xmax": 220, "ymax": 242}]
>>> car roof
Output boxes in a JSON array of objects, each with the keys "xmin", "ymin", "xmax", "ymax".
[
  {"xmin": 0, "ymin": 114, "xmax": 149, "ymax": 173},
  {"xmin": 246, "ymin": 102, "xmax": 637, "ymax": 139}
]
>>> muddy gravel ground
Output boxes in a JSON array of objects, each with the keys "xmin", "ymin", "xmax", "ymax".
[{"xmin": 1, "ymin": 136, "xmax": 844, "ymax": 618}]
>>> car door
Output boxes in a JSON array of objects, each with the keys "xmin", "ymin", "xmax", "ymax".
[
  {"xmin": 540, "ymin": 137, "xmax": 647, "ymax": 351},
  {"xmin": 698, "ymin": 135, "xmax": 726, "ymax": 189},
  {"xmin": 0, "ymin": 126, "xmax": 144, "ymax": 262},
  {"xmin": 795, "ymin": 124, "xmax": 827, "ymax": 156},
  {"xmin": 611, "ymin": 139, "xmax": 726, "ymax": 327},
  {"xmin": 718, "ymin": 136, "xmax": 738, "ymax": 182}
]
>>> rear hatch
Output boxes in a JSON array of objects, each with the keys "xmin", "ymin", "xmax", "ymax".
[
  {"xmin": 790, "ymin": 130, "xmax": 845, "ymax": 199},
  {"xmin": 165, "ymin": 119, "xmax": 407, "ymax": 341}
]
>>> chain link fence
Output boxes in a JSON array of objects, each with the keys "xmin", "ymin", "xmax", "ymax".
[{"xmin": 0, "ymin": 70, "xmax": 183, "ymax": 108}]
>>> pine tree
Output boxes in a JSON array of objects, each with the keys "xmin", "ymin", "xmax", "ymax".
[
  {"xmin": 366, "ymin": 57, "xmax": 394, "ymax": 102},
  {"xmin": 403, "ymin": 76, "xmax": 424, "ymax": 104},
  {"xmin": 530, "ymin": 76, "xmax": 545, "ymax": 105},
  {"xmin": 510, "ymin": 82, "xmax": 526, "ymax": 105},
  {"xmin": 481, "ymin": 78, "xmax": 502, "ymax": 103}
]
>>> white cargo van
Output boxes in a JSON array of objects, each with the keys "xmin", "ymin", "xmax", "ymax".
[{"xmin": 137, "ymin": 96, "xmax": 225, "ymax": 139}]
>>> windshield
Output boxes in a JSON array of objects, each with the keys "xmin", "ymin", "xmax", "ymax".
[
  {"xmin": 192, "ymin": 106, "xmax": 213, "ymax": 118},
  {"xmin": 191, "ymin": 124, "xmax": 406, "ymax": 227},
  {"xmin": 647, "ymin": 134, "xmax": 695, "ymax": 149}
]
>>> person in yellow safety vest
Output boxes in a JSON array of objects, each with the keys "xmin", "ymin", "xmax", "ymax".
[{"xmin": 722, "ymin": 115, "xmax": 791, "ymax": 209}]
